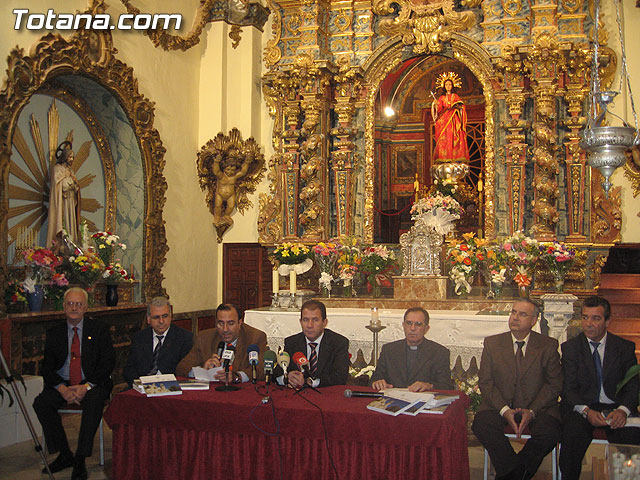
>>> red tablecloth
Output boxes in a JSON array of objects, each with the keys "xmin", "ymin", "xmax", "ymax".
[{"xmin": 104, "ymin": 384, "xmax": 470, "ymax": 480}]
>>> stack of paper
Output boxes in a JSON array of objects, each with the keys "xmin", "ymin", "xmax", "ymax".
[{"xmin": 366, "ymin": 389, "xmax": 459, "ymax": 416}]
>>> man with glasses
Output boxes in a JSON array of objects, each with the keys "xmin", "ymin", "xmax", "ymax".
[
  {"xmin": 33, "ymin": 287, "xmax": 115, "ymax": 480},
  {"xmin": 371, "ymin": 307, "xmax": 452, "ymax": 392},
  {"xmin": 123, "ymin": 297, "xmax": 193, "ymax": 387},
  {"xmin": 176, "ymin": 303, "xmax": 267, "ymax": 383},
  {"xmin": 472, "ymin": 299, "xmax": 562, "ymax": 480}
]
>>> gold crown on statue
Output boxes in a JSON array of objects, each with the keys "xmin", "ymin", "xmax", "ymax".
[{"xmin": 435, "ymin": 71, "xmax": 463, "ymax": 90}]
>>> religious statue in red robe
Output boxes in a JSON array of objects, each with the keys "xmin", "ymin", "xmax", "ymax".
[{"xmin": 430, "ymin": 72, "xmax": 469, "ymax": 164}]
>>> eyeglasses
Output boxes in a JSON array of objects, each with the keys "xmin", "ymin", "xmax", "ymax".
[
  {"xmin": 66, "ymin": 301, "xmax": 86, "ymax": 308},
  {"xmin": 404, "ymin": 321, "xmax": 425, "ymax": 328}
]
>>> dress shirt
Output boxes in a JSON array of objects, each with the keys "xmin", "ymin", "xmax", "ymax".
[
  {"xmin": 499, "ymin": 333, "xmax": 531, "ymax": 416},
  {"xmin": 305, "ymin": 332, "xmax": 324, "ymax": 388},
  {"xmin": 151, "ymin": 327, "xmax": 169, "ymax": 375},
  {"xmin": 573, "ymin": 333, "xmax": 630, "ymax": 416},
  {"xmin": 56, "ymin": 319, "xmax": 88, "ymax": 384}
]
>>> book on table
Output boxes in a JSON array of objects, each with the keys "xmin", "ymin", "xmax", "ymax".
[
  {"xmin": 178, "ymin": 379, "xmax": 210, "ymax": 390},
  {"xmin": 367, "ymin": 396, "xmax": 422, "ymax": 416},
  {"xmin": 137, "ymin": 374, "xmax": 183, "ymax": 397}
]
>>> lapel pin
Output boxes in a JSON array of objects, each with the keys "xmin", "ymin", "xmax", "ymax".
[{"xmin": 87, "ymin": 336, "xmax": 92, "ymax": 340}]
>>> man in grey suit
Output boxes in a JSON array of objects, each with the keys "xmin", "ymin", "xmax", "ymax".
[
  {"xmin": 123, "ymin": 297, "xmax": 193, "ymax": 386},
  {"xmin": 472, "ymin": 299, "xmax": 563, "ymax": 480},
  {"xmin": 371, "ymin": 307, "xmax": 453, "ymax": 392}
]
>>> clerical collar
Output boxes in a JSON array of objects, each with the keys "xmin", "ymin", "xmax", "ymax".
[{"xmin": 409, "ymin": 345, "xmax": 418, "ymax": 351}]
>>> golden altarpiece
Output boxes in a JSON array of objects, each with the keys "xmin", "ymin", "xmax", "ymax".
[{"xmin": 257, "ymin": 0, "xmax": 638, "ymax": 292}]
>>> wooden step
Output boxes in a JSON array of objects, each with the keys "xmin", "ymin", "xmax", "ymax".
[
  {"xmin": 599, "ymin": 274, "xmax": 640, "ymax": 289},
  {"xmin": 611, "ymin": 304, "xmax": 640, "ymax": 318},
  {"xmin": 609, "ymin": 317, "xmax": 640, "ymax": 333},
  {"xmin": 597, "ymin": 288, "xmax": 640, "ymax": 303}
]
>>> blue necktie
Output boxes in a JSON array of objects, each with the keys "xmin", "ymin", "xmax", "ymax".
[{"xmin": 591, "ymin": 341, "xmax": 603, "ymax": 400}]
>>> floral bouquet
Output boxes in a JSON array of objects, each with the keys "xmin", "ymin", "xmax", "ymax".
[
  {"xmin": 411, "ymin": 194, "xmax": 463, "ymax": 236},
  {"xmin": 313, "ymin": 242, "xmax": 340, "ymax": 294},
  {"xmin": 22, "ymin": 247, "xmax": 62, "ymax": 293},
  {"xmin": 539, "ymin": 242, "xmax": 576, "ymax": 292},
  {"xmin": 102, "ymin": 262, "xmax": 133, "ymax": 285},
  {"xmin": 447, "ymin": 233, "xmax": 486, "ymax": 295},
  {"xmin": 273, "ymin": 242, "xmax": 313, "ymax": 276},
  {"xmin": 478, "ymin": 241, "xmax": 509, "ymax": 297},
  {"xmin": 4, "ymin": 270, "xmax": 27, "ymax": 312},
  {"xmin": 456, "ymin": 374, "xmax": 481, "ymax": 413},
  {"xmin": 46, "ymin": 272, "xmax": 70, "ymax": 309},
  {"xmin": 92, "ymin": 231, "xmax": 127, "ymax": 266},
  {"xmin": 68, "ymin": 247, "xmax": 105, "ymax": 287},
  {"xmin": 359, "ymin": 245, "xmax": 398, "ymax": 296}
]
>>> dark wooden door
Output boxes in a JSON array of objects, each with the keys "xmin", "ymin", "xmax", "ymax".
[{"xmin": 223, "ymin": 243, "xmax": 272, "ymax": 315}]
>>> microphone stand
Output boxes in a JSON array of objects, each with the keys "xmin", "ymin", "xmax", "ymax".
[
  {"xmin": 215, "ymin": 364, "xmax": 239, "ymax": 392},
  {"xmin": 293, "ymin": 367, "xmax": 320, "ymax": 395},
  {"xmin": 0, "ymin": 333, "xmax": 54, "ymax": 480}
]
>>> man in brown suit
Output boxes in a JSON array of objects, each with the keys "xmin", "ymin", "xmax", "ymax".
[
  {"xmin": 176, "ymin": 304, "xmax": 267, "ymax": 383},
  {"xmin": 472, "ymin": 299, "xmax": 563, "ymax": 480}
]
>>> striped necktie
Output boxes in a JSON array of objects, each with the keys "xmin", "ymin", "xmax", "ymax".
[
  {"xmin": 309, "ymin": 342, "xmax": 318, "ymax": 377},
  {"xmin": 148, "ymin": 335, "xmax": 164, "ymax": 375}
]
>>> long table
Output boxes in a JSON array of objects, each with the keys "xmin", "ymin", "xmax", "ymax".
[{"xmin": 104, "ymin": 384, "xmax": 470, "ymax": 480}]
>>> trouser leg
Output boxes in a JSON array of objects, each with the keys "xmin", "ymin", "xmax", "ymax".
[
  {"xmin": 472, "ymin": 409, "xmax": 521, "ymax": 476},
  {"xmin": 33, "ymin": 387, "xmax": 70, "ymax": 455},
  {"xmin": 519, "ymin": 413, "xmax": 561, "ymax": 476},
  {"xmin": 75, "ymin": 385, "xmax": 109, "ymax": 457}
]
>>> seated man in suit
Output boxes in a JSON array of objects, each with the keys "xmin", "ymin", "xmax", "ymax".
[
  {"xmin": 123, "ymin": 296, "xmax": 193, "ymax": 386},
  {"xmin": 559, "ymin": 295, "xmax": 640, "ymax": 480},
  {"xmin": 33, "ymin": 287, "xmax": 115, "ymax": 480},
  {"xmin": 370, "ymin": 307, "xmax": 452, "ymax": 392},
  {"xmin": 472, "ymin": 299, "xmax": 562, "ymax": 480},
  {"xmin": 278, "ymin": 300, "xmax": 349, "ymax": 388},
  {"xmin": 176, "ymin": 303, "xmax": 267, "ymax": 383}
]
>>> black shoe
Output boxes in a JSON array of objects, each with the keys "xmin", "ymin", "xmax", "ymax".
[
  {"xmin": 42, "ymin": 452, "xmax": 74, "ymax": 473},
  {"xmin": 71, "ymin": 457, "xmax": 88, "ymax": 480}
]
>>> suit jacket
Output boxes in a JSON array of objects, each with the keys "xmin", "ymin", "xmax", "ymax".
[
  {"xmin": 42, "ymin": 317, "xmax": 115, "ymax": 393},
  {"xmin": 281, "ymin": 329, "xmax": 350, "ymax": 387},
  {"xmin": 561, "ymin": 331, "xmax": 638, "ymax": 413},
  {"xmin": 123, "ymin": 326, "xmax": 194, "ymax": 386},
  {"xmin": 176, "ymin": 322, "xmax": 267, "ymax": 380},
  {"xmin": 478, "ymin": 331, "xmax": 562, "ymax": 419},
  {"xmin": 370, "ymin": 338, "xmax": 453, "ymax": 390}
]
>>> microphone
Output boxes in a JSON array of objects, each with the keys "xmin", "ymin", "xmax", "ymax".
[
  {"xmin": 277, "ymin": 351, "xmax": 290, "ymax": 383},
  {"xmin": 248, "ymin": 344, "xmax": 259, "ymax": 384},
  {"xmin": 216, "ymin": 341, "xmax": 225, "ymax": 359},
  {"xmin": 221, "ymin": 344, "xmax": 235, "ymax": 372},
  {"xmin": 292, "ymin": 352, "xmax": 310, "ymax": 378},
  {"xmin": 264, "ymin": 349, "xmax": 277, "ymax": 386},
  {"xmin": 343, "ymin": 389, "xmax": 383, "ymax": 399}
]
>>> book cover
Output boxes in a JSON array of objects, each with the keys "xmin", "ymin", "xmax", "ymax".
[
  {"xmin": 366, "ymin": 396, "xmax": 419, "ymax": 416},
  {"xmin": 419, "ymin": 404, "xmax": 450, "ymax": 415},
  {"xmin": 178, "ymin": 379, "xmax": 210, "ymax": 390},
  {"xmin": 401, "ymin": 401, "xmax": 427, "ymax": 416},
  {"xmin": 142, "ymin": 380, "xmax": 182, "ymax": 397},
  {"xmin": 423, "ymin": 392, "xmax": 459, "ymax": 408}
]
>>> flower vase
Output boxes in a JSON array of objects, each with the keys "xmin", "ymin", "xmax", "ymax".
[
  {"xmin": 491, "ymin": 282, "xmax": 503, "ymax": 298},
  {"xmin": 26, "ymin": 285, "xmax": 45, "ymax": 312},
  {"xmin": 321, "ymin": 286, "xmax": 330, "ymax": 298},
  {"xmin": 105, "ymin": 284, "xmax": 119, "ymax": 306},
  {"xmin": 518, "ymin": 285, "xmax": 530, "ymax": 298},
  {"xmin": 552, "ymin": 269, "xmax": 566, "ymax": 293},
  {"xmin": 372, "ymin": 283, "xmax": 382, "ymax": 299}
]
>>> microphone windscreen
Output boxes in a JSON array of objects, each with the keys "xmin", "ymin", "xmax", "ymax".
[
  {"xmin": 216, "ymin": 341, "xmax": 225, "ymax": 357},
  {"xmin": 264, "ymin": 349, "xmax": 277, "ymax": 365},
  {"xmin": 226, "ymin": 343, "xmax": 236, "ymax": 352},
  {"xmin": 277, "ymin": 351, "xmax": 290, "ymax": 366},
  {"xmin": 292, "ymin": 352, "xmax": 307, "ymax": 366},
  {"xmin": 344, "ymin": 389, "xmax": 352, "ymax": 398},
  {"xmin": 248, "ymin": 344, "xmax": 259, "ymax": 365},
  {"xmin": 248, "ymin": 344, "xmax": 259, "ymax": 354}
]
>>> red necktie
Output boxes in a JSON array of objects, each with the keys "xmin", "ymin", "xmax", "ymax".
[
  {"xmin": 309, "ymin": 343, "xmax": 318, "ymax": 377},
  {"xmin": 69, "ymin": 327, "xmax": 82, "ymax": 385}
]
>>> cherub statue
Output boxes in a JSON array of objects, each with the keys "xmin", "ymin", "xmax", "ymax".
[
  {"xmin": 212, "ymin": 149, "xmax": 252, "ymax": 226},
  {"xmin": 196, "ymin": 128, "xmax": 266, "ymax": 241}
]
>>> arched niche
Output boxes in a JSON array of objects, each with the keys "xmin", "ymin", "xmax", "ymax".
[
  {"xmin": 361, "ymin": 33, "xmax": 497, "ymax": 243},
  {"xmin": 0, "ymin": 29, "xmax": 169, "ymax": 303}
]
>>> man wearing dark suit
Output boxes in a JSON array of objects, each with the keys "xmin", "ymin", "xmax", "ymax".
[
  {"xmin": 280, "ymin": 300, "xmax": 349, "ymax": 388},
  {"xmin": 123, "ymin": 297, "xmax": 193, "ymax": 386},
  {"xmin": 33, "ymin": 287, "xmax": 115, "ymax": 480},
  {"xmin": 472, "ymin": 299, "xmax": 563, "ymax": 480},
  {"xmin": 559, "ymin": 295, "xmax": 640, "ymax": 480},
  {"xmin": 176, "ymin": 303, "xmax": 267, "ymax": 383},
  {"xmin": 370, "ymin": 307, "xmax": 452, "ymax": 391}
]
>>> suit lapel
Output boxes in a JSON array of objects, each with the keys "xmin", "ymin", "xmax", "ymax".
[
  {"xmin": 396, "ymin": 342, "xmax": 408, "ymax": 386},
  {"xmin": 519, "ymin": 333, "xmax": 541, "ymax": 376},
  {"xmin": 316, "ymin": 333, "xmax": 329, "ymax": 376},
  {"xmin": 602, "ymin": 334, "xmax": 618, "ymax": 380},
  {"xmin": 579, "ymin": 334, "xmax": 598, "ymax": 382},
  {"xmin": 497, "ymin": 333, "xmax": 517, "ymax": 379}
]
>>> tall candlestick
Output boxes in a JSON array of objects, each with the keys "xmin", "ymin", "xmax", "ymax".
[
  {"xmin": 289, "ymin": 270, "xmax": 296, "ymax": 295},
  {"xmin": 272, "ymin": 269, "xmax": 279, "ymax": 294}
]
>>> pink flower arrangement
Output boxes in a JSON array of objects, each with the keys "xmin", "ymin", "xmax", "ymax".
[{"xmin": 22, "ymin": 247, "xmax": 62, "ymax": 286}]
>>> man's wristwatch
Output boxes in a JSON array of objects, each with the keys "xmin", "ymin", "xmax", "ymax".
[
  {"xmin": 232, "ymin": 372, "xmax": 241, "ymax": 384},
  {"xmin": 581, "ymin": 408, "xmax": 589, "ymax": 419},
  {"xmin": 85, "ymin": 383, "xmax": 92, "ymax": 391}
]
